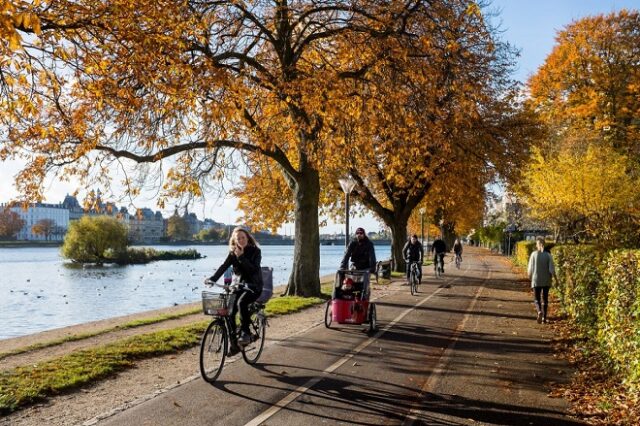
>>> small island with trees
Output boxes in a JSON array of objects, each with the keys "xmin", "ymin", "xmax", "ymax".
[{"xmin": 62, "ymin": 216, "xmax": 203, "ymax": 265}]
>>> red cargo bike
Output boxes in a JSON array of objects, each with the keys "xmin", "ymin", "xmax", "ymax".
[{"xmin": 324, "ymin": 269, "xmax": 377, "ymax": 333}]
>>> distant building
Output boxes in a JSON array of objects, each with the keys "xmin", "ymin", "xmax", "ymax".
[
  {"xmin": 62, "ymin": 194, "xmax": 84, "ymax": 221},
  {"xmin": 129, "ymin": 208, "xmax": 165, "ymax": 243},
  {"xmin": 183, "ymin": 208, "xmax": 200, "ymax": 236},
  {"xmin": 2, "ymin": 193, "xmax": 255, "ymax": 243},
  {"xmin": 201, "ymin": 218, "xmax": 222, "ymax": 231},
  {"xmin": 5, "ymin": 203, "xmax": 69, "ymax": 241}
]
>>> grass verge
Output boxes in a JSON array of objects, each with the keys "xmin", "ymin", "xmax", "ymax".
[
  {"xmin": 0, "ymin": 308, "xmax": 201, "ymax": 361},
  {"xmin": 0, "ymin": 321, "xmax": 209, "ymax": 415}
]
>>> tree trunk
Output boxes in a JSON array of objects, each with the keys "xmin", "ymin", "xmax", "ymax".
[
  {"xmin": 389, "ymin": 220, "xmax": 408, "ymax": 273},
  {"xmin": 284, "ymin": 166, "xmax": 321, "ymax": 297}
]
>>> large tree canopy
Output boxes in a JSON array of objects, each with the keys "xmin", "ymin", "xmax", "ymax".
[
  {"xmin": 1, "ymin": 0, "xmax": 435, "ymax": 296},
  {"xmin": 321, "ymin": 1, "xmax": 536, "ymax": 269},
  {"xmin": 527, "ymin": 9, "xmax": 640, "ymax": 161}
]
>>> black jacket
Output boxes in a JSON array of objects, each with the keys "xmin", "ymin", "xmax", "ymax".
[
  {"xmin": 340, "ymin": 237, "xmax": 377, "ymax": 272},
  {"xmin": 431, "ymin": 239, "xmax": 447, "ymax": 254},
  {"xmin": 402, "ymin": 241, "xmax": 424, "ymax": 262},
  {"xmin": 453, "ymin": 242, "xmax": 463, "ymax": 254},
  {"xmin": 209, "ymin": 245, "xmax": 263, "ymax": 292}
]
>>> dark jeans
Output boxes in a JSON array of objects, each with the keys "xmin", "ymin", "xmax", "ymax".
[
  {"xmin": 230, "ymin": 288, "xmax": 259, "ymax": 335},
  {"xmin": 534, "ymin": 286, "xmax": 550, "ymax": 316}
]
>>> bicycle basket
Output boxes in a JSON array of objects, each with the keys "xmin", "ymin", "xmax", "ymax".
[{"xmin": 202, "ymin": 291, "xmax": 235, "ymax": 316}]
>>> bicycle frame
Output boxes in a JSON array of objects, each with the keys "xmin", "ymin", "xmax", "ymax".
[
  {"xmin": 200, "ymin": 281, "xmax": 267, "ymax": 383},
  {"xmin": 410, "ymin": 261, "xmax": 421, "ymax": 278}
]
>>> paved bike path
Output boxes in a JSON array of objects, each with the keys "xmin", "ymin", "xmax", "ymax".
[{"xmin": 94, "ymin": 247, "xmax": 584, "ymax": 425}]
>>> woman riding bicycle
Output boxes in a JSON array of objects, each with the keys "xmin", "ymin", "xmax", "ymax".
[
  {"xmin": 206, "ymin": 227, "xmax": 263, "ymax": 355},
  {"xmin": 402, "ymin": 234, "xmax": 423, "ymax": 284}
]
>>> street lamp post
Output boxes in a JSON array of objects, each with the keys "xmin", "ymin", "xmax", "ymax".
[
  {"xmin": 419, "ymin": 207, "xmax": 426, "ymax": 247},
  {"xmin": 338, "ymin": 176, "xmax": 357, "ymax": 249}
]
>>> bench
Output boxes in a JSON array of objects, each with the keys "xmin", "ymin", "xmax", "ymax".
[{"xmin": 375, "ymin": 259, "xmax": 393, "ymax": 283}]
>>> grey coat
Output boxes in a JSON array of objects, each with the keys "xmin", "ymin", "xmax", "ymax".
[{"xmin": 527, "ymin": 250, "xmax": 555, "ymax": 288}]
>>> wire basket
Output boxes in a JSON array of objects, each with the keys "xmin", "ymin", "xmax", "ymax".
[{"xmin": 202, "ymin": 291, "xmax": 235, "ymax": 316}]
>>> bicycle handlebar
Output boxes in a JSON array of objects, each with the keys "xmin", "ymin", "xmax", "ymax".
[{"xmin": 203, "ymin": 279, "xmax": 254, "ymax": 293}]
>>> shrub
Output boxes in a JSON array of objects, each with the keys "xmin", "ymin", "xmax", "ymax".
[
  {"xmin": 597, "ymin": 250, "xmax": 640, "ymax": 391},
  {"xmin": 112, "ymin": 248, "xmax": 202, "ymax": 264},
  {"xmin": 514, "ymin": 240, "xmax": 556, "ymax": 268},
  {"xmin": 62, "ymin": 216, "xmax": 128, "ymax": 263},
  {"xmin": 514, "ymin": 240, "xmax": 536, "ymax": 268}
]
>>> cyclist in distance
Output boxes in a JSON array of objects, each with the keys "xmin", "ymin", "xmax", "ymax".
[
  {"xmin": 206, "ymin": 227, "xmax": 263, "ymax": 354},
  {"xmin": 453, "ymin": 238, "xmax": 463, "ymax": 264},
  {"xmin": 431, "ymin": 236, "xmax": 447, "ymax": 274},
  {"xmin": 402, "ymin": 234, "xmax": 424, "ymax": 284}
]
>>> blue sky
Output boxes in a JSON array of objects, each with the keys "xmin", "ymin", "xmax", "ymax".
[
  {"xmin": 489, "ymin": 0, "xmax": 639, "ymax": 83},
  {"xmin": 1, "ymin": 1, "xmax": 639, "ymax": 234}
]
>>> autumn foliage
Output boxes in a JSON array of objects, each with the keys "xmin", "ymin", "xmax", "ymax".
[
  {"xmin": 519, "ymin": 10, "xmax": 640, "ymax": 247},
  {"xmin": 0, "ymin": 207, "xmax": 25, "ymax": 239}
]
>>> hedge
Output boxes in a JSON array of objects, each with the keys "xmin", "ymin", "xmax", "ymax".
[
  {"xmin": 514, "ymin": 241, "xmax": 535, "ymax": 268},
  {"xmin": 552, "ymin": 245, "xmax": 604, "ymax": 332},
  {"xmin": 597, "ymin": 250, "xmax": 640, "ymax": 391},
  {"xmin": 552, "ymin": 245, "xmax": 640, "ymax": 395}
]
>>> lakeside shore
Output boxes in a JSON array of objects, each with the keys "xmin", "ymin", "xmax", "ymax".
[{"xmin": 0, "ymin": 274, "xmax": 336, "ymax": 352}]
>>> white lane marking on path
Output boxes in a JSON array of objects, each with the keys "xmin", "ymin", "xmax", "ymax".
[
  {"xmin": 245, "ymin": 272, "xmax": 465, "ymax": 426},
  {"xmin": 401, "ymin": 257, "xmax": 492, "ymax": 426}
]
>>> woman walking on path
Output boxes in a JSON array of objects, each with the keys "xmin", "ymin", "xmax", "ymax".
[{"xmin": 527, "ymin": 237, "xmax": 557, "ymax": 324}]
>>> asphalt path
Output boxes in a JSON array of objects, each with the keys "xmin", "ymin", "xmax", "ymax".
[{"xmin": 92, "ymin": 247, "xmax": 584, "ymax": 426}]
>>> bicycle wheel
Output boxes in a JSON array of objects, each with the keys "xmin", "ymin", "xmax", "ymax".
[
  {"xmin": 368, "ymin": 303, "xmax": 377, "ymax": 333},
  {"xmin": 242, "ymin": 311, "xmax": 266, "ymax": 365},
  {"xmin": 410, "ymin": 268, "xmax": 418, "ymax": 295},
  {"xmin": 199, "ymin": 320, "xmax": 227, "ymax": 383},
  {"xmin": 324, "ymin": 300, "xmax": 333, "ymax": 328}
]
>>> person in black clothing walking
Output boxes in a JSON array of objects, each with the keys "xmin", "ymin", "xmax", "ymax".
[
  {"xmin": 403, "ymin": 234, "xmax": 424, "ymax": 283},
  {"xmin": 340, "ymin": 227, "xmax": 377, "ymax": 272},
  {"xmin": 431, "ymin": 237, "xmax": 447, "ymax": 274},
  {"xmin": 206, "ymin": 227, "xmax": 263, "ymax": 354}
]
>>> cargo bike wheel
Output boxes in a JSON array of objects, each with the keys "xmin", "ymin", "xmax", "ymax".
[
  {"xmin": 367, "ymin": 303, "xmax": 377, "ymax": 333},
  {"xmin": 324, "ymin": 301, "xmax": 332, "ymax": 328},
  {"xmin": 199, "ymin": 320, "xmax": 227, "ymax": 383}
]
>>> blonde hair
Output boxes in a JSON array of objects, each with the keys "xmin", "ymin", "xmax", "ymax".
[{"xmin": 228, "ymin": 226, "xmax": 259, "ymax": 252}]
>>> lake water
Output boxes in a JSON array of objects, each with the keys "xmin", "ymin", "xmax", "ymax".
[{"xmin": 0, "ymin": 244, "xmax": 390, "ymax": 339}]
